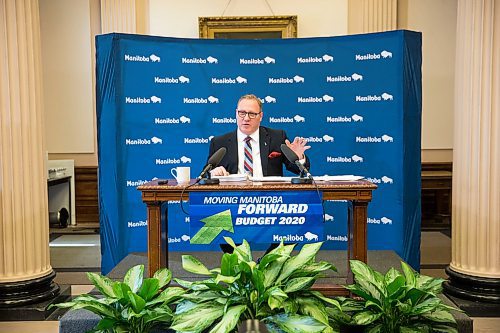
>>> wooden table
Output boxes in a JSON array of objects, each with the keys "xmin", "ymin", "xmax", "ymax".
[{"xmin": 138, "ymin": 179, "xmax": 376, "ymax": 290}]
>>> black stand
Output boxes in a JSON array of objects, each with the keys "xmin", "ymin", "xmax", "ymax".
[
  {"xmin": 198, "ymin": 171, "xmax": 220, "ymax": 185},
  {"xmin": 291, "ymin": 170, "xmax": 312, "ymax": 184}
]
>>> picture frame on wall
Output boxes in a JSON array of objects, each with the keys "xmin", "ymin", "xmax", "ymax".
[{"xmin": 198, "ymin": 15, "xmax": 297, "ymax": 39}]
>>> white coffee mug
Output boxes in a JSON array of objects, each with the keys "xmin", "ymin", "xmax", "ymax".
[{"xmin": 171, "ymin": 166, "xmax": 190, "ymax": 184}]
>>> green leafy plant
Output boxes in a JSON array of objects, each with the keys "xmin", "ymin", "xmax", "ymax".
[
  {"xmin": 328, "ymin": 260, "xmax": 460, "ymax": 333},
  {"xmin": 50, "ymin": 264, "xmax": 184, "ymax": 333},
  {"xmin": 171, "ymin": 237, "xmax": 338, "ymax": 333}
]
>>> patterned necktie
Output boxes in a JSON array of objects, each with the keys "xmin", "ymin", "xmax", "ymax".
[{"xmin": 243, "ymin": 136, "xmax": 253, "ymax": 175}]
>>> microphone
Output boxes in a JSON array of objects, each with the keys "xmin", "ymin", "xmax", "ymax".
[
  {"xmin": 197, "ymin": 147, "xmax": 227, "ymax": 185},
  {"xmin": 280, "ymin": 144, "xmax": 313, "ymax": 184}
]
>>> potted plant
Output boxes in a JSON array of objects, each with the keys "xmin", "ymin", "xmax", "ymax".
[
  {"xmin": 327, "ymin": 260, "xmax": 461, "ymax": 332},
  {"xmin": 50, "ymin": 264, "xmax": 185, "ymax": 333},
  {"xmin": 170, "ymin": 237, "xmax": 338, "ymax": 333}
]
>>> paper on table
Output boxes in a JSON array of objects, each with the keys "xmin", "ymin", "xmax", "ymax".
[
  {"xmin": 250, "ymin": 176, "xmax": 294, "ymax": 182},
  {"xmin": 314, "ymin": 175, "xmax": 365, "ymax": 181},
  {"xmin": 212, "ymin": 174, "xmax": 248, "ymax": 182}
]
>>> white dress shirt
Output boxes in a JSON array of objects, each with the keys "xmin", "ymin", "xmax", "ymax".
[{"xmin": 237, "ymin": 129, "xmax": 263, "ymax": 178}]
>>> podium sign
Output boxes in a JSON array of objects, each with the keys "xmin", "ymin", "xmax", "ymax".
[{"xmin": 189, "ymin": 191, "xmax": 324, "ymax": 245}]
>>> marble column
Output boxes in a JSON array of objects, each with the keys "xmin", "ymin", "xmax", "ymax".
[
  {"xmin": 100, "ymin": 0, "xmax": 148, "ymax": 34},
  {"xmin": 444, "ymin": 0, "xmax": 500, "ymax": 302},
  {"xmin": 348, "ymin": 0, "xmax": 397, "ymax": 34},
  {"xmin": 0, "ymin": 0, "xmax": 59, "ymax": 306}
]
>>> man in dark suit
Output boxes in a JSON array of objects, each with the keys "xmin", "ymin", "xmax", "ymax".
[{"xmin": 209, "ymin": 94, "xmax": 310, "ymax": 177}]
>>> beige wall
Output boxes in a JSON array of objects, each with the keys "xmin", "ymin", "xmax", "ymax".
[
  {"xmin": 39, "ymin": 0, "xmax": 456, "ymax": 166},
  {"xmin": 401, "ymin": 0, "xmax": 457, "ymax": 162},
  {"xmin": 40, "ymin": 0, "xmax": 95, "ymax": 159},
  {"xmin": 149, "ymin": 0, "xmax": 348, "ymax": 38}
]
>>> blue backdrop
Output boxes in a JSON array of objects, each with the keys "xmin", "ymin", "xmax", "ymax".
[{"xmin": 96, "ymin": 30, "xmax": 422, "ymax": 274}]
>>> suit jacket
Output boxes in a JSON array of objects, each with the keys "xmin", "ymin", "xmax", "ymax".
[{"xmin": 208, "ymin": 126, "xmax": 310, "ymax": 176}]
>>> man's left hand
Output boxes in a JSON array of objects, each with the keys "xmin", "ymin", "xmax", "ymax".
[{"xmin": 285, "ymin": 137, "xmax": 311, "ymax": 160}]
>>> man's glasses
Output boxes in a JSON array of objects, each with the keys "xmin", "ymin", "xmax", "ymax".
[{"xmin": 237, "ymin": 110, "xmax": 261, "ymax": 119}]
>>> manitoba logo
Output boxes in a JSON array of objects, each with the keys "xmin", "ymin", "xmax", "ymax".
[
  {"xmin": 181, "ymin": 55, "xmax": 218, "ymax": 64},
  {"xmin": 154, "ymin": 75, "xmax": 190, "ymax": 84},
  {"xmin": 184, "ymin": 137, "xmax": 209, "ymax": 144},
  {"xmin": 269, "ymin": 75, "xmax": 304, "ymax": 84},
  {"xmin": 297, "ymin": 54, "xmax": 333, "ymax": 63},
  {"xmin": 355, "ymin": 92, "xmax": 393, "ymax": 102},
  {"xmin": 366, "ymin": 176, "xmax": 393, "ymax": 184},
  {"xmin": 297, "ymin": 94, "xmax": 333, "ymax": 103},
  {"xmin": 326, "ymin": 73, "xmax": 363, "ymax": 82},
  {"xmin": 183, "ymin": 96, "xmax": 219, "ymax": 104},
  {"xmin": 367, "ymin": 216, "xmax": 393, "ymax": 225},
  {"xmin": 326, "ymin": 114, "xmax": 363, "ymax": 123},
  {"xmin": 126, "ymin": 179, "xmax": 150, "ymax": 187},
  {"xmin": 124, "ymin": 54, "xmax": 160, "ymax": 62},
  {"xmin": 212, "ymin": 117, "xmax": 237, "ymax": 124},
  {"xmin": 355, "ymin": 50, "xmax": 393, "ymax": 61},
  {"xmin": 128, "ymin": 220, "xmax": 147, "ymax": 228},
  {"xmin": 326, "ymin": 235, "xmax": 347, "ymax": 242},
  {"xmin": 356, "ymin": 134, "xmax": 394, "ymax": 143},
  {"xmin": 125, "ymin": 96, "xmax": 161, "ymax": 104},
  {"xmin": 125, "ymin": 136, "xmax": 163, "ymax": 145},
  {"xmin": 155, "ymin": 156, "xmax": 191, "ymax": 165},
  {"xmin": 211, "ymin": 76, "xmax": 247, "ymax": 84},
  {"xmin": 240, "ymin": 56, "xmax": 275, "ymax": 64},
  {"xmin": 154, "ymin": 116, "xmax": 191, "ymax": 124},
  {"xmin": 326, "ymin": 154, "xmax": 363, "ymax": 163}
]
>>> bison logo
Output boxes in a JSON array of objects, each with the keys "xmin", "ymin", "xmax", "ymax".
[
  {"xmin": 151, "ymin": 96, "xmax": 161, "ymax": 103},
  {"xmin": 322, "ymin": 54, "xmax": 333, "ymax": 62},
  {"xmin": 323, "ymin": 134, "xmax": 334, "ymax": 142},
  {"xmin": 178, "ymin": 75, "xmax": 190, "ymax": 83},
  {"xmin": 293, "ymin": 75, "xmax": 305, "ymax": 83},
  {"xmin": 381, "ymin": 50, "xmax": 393, "ymax": 58},
  {"xmin": 151, "ymin": 137, "xmax": 162, "ymax": 144},
  {"xmin": 264, "ymin": 56, "xmax": 275, "ymax": 64},
  {"xmin": 264, "ymin": 96, "xmax": 276, "ymax": 103},
  {"xmin": 150, "ymin": 54, "xmax": 160, "ymax": 62},
  {"xmin": 352, "ymin": 155, "xmax": 363, "ymax": 162},
  {"xmin": 352, "ymin": 114, "xmax": 363, "ymax": 122},
  {"xmin": 381, "ymin": 176, "xmax": 393, "ymax": 184},
  {"xmin": 206, "ymin": 56, "xmax": 218, "ymax": 64},
  {"xmin": 208, "ymin": 96, "xmax": 219, "ymax": 103},
  {"xmin": 293, "ymin": 115, "xmax": 305, "ymax": 122},
  {"xmin": 381, "ymin": 134, "xmax": 394, "ymax": 142},
  {"xmin": 381, "ymin": 93, "xmax": 393, "ymax": 101},
  {"xmin": 304, "ymin": 232, "xmax": 318, "ymax": 241},
  {"xmin": 179, "ymin": 116, "xmax": 191, "ymax": 124},
  {"xmin": 351, "ymin": 73, "xmax": 363, "ymax": 81},
  {"xmin": 381, "ymin": 217, "xmax": 392, "ymax": 224},
  {"xmin": 236, "ymin": 76, "xmax": 247, "ymax": 83},
  {"xmin": 180, "ymin": 156, "xmax": 191, "ymax": 163},
  {"xmin": 322, "ymin": 94, "xmax": 334, "ymax": 102}
]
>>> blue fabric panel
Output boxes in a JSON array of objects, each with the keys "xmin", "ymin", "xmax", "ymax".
[{"xmin": 95, "ymin": 31, "xmax": 422, "ymax": 274}]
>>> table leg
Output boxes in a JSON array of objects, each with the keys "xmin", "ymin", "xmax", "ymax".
[
  {"xmin": 147, "ymin": 202, "xmax": 167, "ymax": 276},
  {"xmin": 347, "ymin": 201, "xmax": 368, "ymax": 283}
]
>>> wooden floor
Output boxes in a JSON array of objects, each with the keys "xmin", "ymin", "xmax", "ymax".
[{"xmin": 1, "ymin": 231, "xmax": 499, "ymax": 333}]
